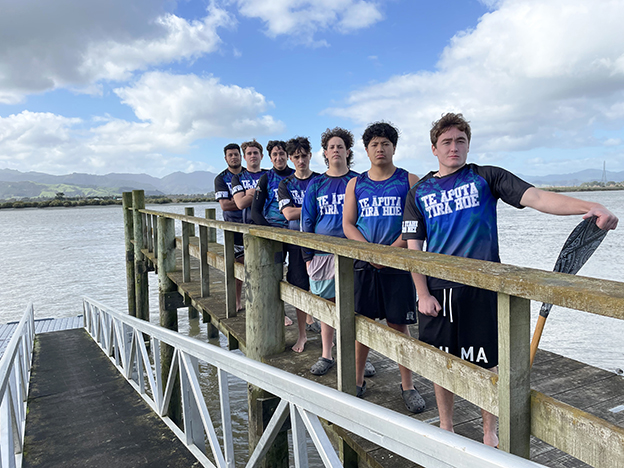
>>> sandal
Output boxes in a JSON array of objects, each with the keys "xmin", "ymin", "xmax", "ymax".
[
  {"xmin": 357, "ymin": 380, "xmax": 367, "ymax": 398},
  {"xmin": 401, "ymin": 385, "xmax": 425, "ymax": 414},
  {"xmin": 306, "ymin": 321, "xmax": 321, "ymax": 333},
  {"xmin": 364, "ymin": 360, "xmax": 376, "ymax": 377},
  {"xmin": 310, "ymin": 357, "xmax": 335, "ymax": 375}
]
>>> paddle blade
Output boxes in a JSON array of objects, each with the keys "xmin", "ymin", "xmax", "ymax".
[
  {"xmin": 538, "ymin": 217, "xmax": 607, "ymax": 319},
  {"xmin": 553, "ymin": 216, "xmax": 607, "ymax": 276}
]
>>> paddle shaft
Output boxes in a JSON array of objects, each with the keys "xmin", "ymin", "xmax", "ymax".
[{"xmin": 528, "ymin": 217, "xmax": 607, "ymax": 367}]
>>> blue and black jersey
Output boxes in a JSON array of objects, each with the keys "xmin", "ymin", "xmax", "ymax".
[
  {"xmin": 301, "ymin": 170, "xmax": 358, "ymax": 260},
  {"xmin": 231, "ymin": 169, "xmax": 267, "ymax": 224},
  {"xmin": 278, "ymin": 172, "xmax": 320, "ymax": 231},
  {"xmin": 402, "ymin": 164, "xmax": 532, "ymax": 290},
  {"xmin": 251, "ymin": 167, "xmax": 294, "ymax": 228},
  {"xmin": 214, "ymin": 168, "xmax": 243, "ymax": 224},
  {"xmin": 355, "ymin": 168, "xmax": 410, "ymax": 246}
]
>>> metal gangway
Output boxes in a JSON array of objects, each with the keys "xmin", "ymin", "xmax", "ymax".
[{"xmin": 1, "ymin": 300, "xmax": 545, "ymax": 468}]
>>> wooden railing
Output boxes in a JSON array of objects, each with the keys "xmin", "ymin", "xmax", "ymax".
[{"xmin": 123, "ymin": 190, "xmax": 624, "ymax": 468}]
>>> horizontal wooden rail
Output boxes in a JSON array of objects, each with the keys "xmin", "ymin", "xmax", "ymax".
[
  {"xmin": 531, "ymin": 390, "xmax": 624, "ymax": 468},
  {"xmin": 140, "ymin": 209, "xmax": 624, "ymax": 320}
]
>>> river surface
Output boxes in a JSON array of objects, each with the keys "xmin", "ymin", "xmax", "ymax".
[{"xmin": 1, "ymin": 191, "xmax": 623, "ymax": 465}]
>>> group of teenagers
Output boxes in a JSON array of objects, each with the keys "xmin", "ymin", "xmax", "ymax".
[{"xmin": 214, "ymin": 113, "xmax": 618, "ymax": 447}]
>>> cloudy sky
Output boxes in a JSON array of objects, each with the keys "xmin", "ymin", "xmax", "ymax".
[{"xmin": 1, "ymin": 0, "xmax": 623, "ymax": 178}]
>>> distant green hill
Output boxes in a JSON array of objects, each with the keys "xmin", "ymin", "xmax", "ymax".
[{"xmin": 0, "ymin": 181, "xmax": 125, "ymax": 199}]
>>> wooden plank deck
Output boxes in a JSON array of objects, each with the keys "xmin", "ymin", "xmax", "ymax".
[
  {"xmin": 0, "ymin": 315, "xmax": 83, "ymax": 358},
  {"xmin": 22, "ymin": 328, "xmax": 200, "ymax": 468},
  {"xmin": 150, "ymin": 244, "xmax": 624, "ymax": 468}
]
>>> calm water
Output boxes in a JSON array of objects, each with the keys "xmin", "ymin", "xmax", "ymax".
[{"xmin": 1, "ymin": 192, "xmax": 623, "ymax": 464}]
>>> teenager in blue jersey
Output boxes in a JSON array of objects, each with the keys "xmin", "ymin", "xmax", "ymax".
[
  {"xmin": 343, "ymin": 122, "xmax": 425, "ymax": 412},
  {"xmin": 251, "ymin": 140, "xmax": 293, "ymax": 228},
  {"xmin": 231, "ymin": 140, "xmax": 268, "ymax": 224},
  {"xmin": 278, "ymin": 137, "xmax": 321, "ymax": 353},
  {"xmin": 301, "ymin": 127, "xmax": 358, "ymax": 376},
  {"xmin": 402, "ymin": 113, "xmax": 618, "ymax": 446},
  {"xmin": 214, "ymin": 143, "xmax": 245, "ymax": 311}
]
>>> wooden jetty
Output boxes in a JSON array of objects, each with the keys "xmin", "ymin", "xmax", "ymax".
[
  {"xmin": 3, "ymin": 189, "xmax": 623, "ymax": 468},
  {"xmin": 120, "ymin": 189, "xmax": 624, "ymax": 468}
]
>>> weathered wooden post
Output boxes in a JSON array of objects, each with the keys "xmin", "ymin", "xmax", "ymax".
[
  {"xmin": 183, "ymin": 207, "xmax": 198, "ymax": 320},
  {"xmin": 203, "ymin": 208, "xmax": 219, "ymax": 338},
  {"xmin": 334, "ymin": 254, "xmax": 358, "ymax": 467},
  {"xmin": 132, "ymin": 190, "xmax": 149, "ymax": 321},
  {"xmin": 157, "ymin": 215, "xmax": 183, "ymax": 425},
  {"xmin": 497, "ymin": 293, "xmax": 531, "ymax": 457},
  {"xmin": 152, "ymin": 214, "xmax": 159, "ymax": 262},
  {"xmin": 224, "ymin": 230, "xmax": 237, "ymax": 319},
  {"xmin": 122, "ymin": 192, "xmax": 136, "ymax": 317},
  {"xmin": 245, "ymin": 232, "xmax": 287, "ymax": 468},
  {"xmin": 205, "ymin": 208, "xmax": 217, "ymax": 243}
]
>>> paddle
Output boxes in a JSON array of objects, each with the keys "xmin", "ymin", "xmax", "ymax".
[{"xmin": 529, "ymin": 216, "xmax": 608, "ymax": 367}]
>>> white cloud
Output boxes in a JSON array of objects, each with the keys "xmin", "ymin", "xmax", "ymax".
[
  {"xmin": 0, "ymin": 73, "xmax": 284, "ymax": 176},
  {"xmin": 0, "ymin": 112, "xmax": 82, "ymax": 171},
  {"xmin": 113, "ymin": 71, "xmax": 284, "ymax": 139},
  {"xmin": 0, "ymin": 1, "xmax": 233, "ymax": 103},
  {"xmin": 326, "ymin": 0, "xmax": 624, "ymax": 172},
  {"xmin": 234, "ymin": 0, "xmax": 384, "ymax": 46}
]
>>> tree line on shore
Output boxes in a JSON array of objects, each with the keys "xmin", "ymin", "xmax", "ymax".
[{"xmin": 0, "ymin": 192, "xmax": 216, "ymax": 209}]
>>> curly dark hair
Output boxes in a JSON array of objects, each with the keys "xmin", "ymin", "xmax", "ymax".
[
  {"xmin": 320, "ymin": 127, "xmax": 354, "ymax": 168},
  {"xmin": 241, "ymin": 139, "xmax": 263, "ymax": 154},
  {"xmin": 362, "ymin": 122, "xmax": 399, "ymax": 148},
  {"xmin": 285, "ymin": 136, "xmax": 311, "ymax": 156},
  {"xmin": 430, "ymin": 113, "xmax": 471, "ymax": 147},
  {"xmin": 223, "ymin": 143, "xmax": 241, "ymax": 155},
  {"xmin": 266, "ymin": 140, "xmax": 287, "ymax": 156}
]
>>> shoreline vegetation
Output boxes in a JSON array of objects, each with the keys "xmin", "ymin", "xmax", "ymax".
[
  {"xmin": 1, "ymin": 181, "xmax": 622, "ymax": 210},
  {"xmin": 0, "ymin": 193, "xmax": 216, "ymax": 209}
]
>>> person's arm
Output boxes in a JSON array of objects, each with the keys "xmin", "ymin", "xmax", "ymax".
[
  {"xmin": 407, "ymin": 239, "xmax": 441, "ymax": 316},
  {"xmin": 219, "ymin": 199, "xmax": 239, "ymax": 211},
  {"xmin": 301, "ymin": 183, "xmax": 317, "ymax": 263},
  {"xmin": 233, "ymin": 188, "xmax": 255, "ymax": 210},
  {"xmin": 388, "ymin": 172, "xmax": 421, "ymax": 248},
  {"xmin": 282, "ymin": 206, "xmax": 300, "ymax": 220},
  {"xmin": 215, "ymin": 175, "xmax": 240, "ymax": 211},
  {"xmin": 343, "ymin": 178, "xmax": 368, "ymax": 242},
  {"xmin": 278, "ymin": 179, "xmax": 301, "ymax": 221},
  {"xmin": 250, "ymin": 175, "xmax": 270, "ymax": 226},
  {"xmin": 520, "ymin": 187, "xmax": 618, "ymax": 230}
]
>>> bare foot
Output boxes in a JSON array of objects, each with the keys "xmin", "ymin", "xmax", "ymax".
[
  {"xmin": 292, "ymin": 336, "xmax": 307, "ymax": 353},
  {"xmin": 285, "ymin": 315, "xmax": 293, "ymax": 326},
  {"xmin": 483, "ymin": 432, "xmax": 499, "ymax": 448}
]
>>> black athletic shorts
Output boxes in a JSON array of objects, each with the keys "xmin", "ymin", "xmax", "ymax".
[
  {"xmin": 418, "ymin": 286, "xmax": 498, "ymax": 369},
  {"xmin": 354, "ymin": 261, "xmax": 417, "ymax": 325},
  {"xmin": 233, "ymin": 232, "xmax": 244, "ymax": 248},
  {"xmin": 286, "ymin": 244, "xmax": 309, "ymax": 291}
]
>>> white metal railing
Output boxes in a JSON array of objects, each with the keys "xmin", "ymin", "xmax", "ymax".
[
  {"xmin": 82, "ymin": 297, "xmax": 545, "ymax": 468},
  {"xmin": 0, "ymin": 304, "xmax": 35, "ymax": 468}
]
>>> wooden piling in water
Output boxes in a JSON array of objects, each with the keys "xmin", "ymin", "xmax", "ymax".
[
  {"xmin": 184, "ymin": 207, "xmax": 198, "ymax": 320},
  {"xmin": 157, "ymin": 215, "xmax": 183, "ymax": 425},
  {"xmin": 244, "ymin": 234, "xmax": 288, "ymax": 468},
  {"xmin": 122, "ymin": 192, "xmax": 136, "ymax": 317},
  {"xmin": 202, "ymin": 208, "xmax": 219, "ymax": 339},
  {"xmin": 132, "ymin": 190, "xmax": 149, "ymax": 321}
]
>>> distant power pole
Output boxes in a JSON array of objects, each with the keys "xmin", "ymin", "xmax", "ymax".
[{"xmin": 601, "ymin": 161, "xmax": 607, "ymax": 184}]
